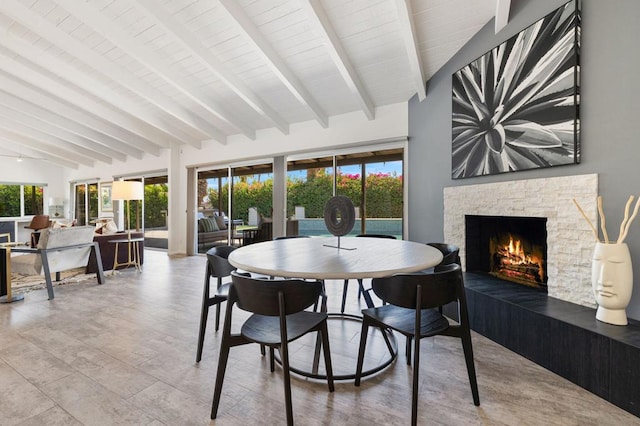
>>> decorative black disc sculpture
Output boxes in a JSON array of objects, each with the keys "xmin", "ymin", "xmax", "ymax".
[{"xmin": 323, "ymin": 196, "xmax": 356, "ymax": 250}]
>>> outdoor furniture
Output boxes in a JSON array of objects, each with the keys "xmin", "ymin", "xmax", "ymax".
[
  {"xmin": 354, "ymin": 264, "xmax": 480, "ymax": 425},
  {"xmin": 211, "ymin": 272, "xmax": 334, "ymax": 425}
]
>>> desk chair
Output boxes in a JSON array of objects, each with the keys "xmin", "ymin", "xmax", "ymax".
[
  {"xmin": 354, "ymin": 264, "xmax": 479, "ymax": 426},
  {"xmin": 211, "ymin": 272, "xmax": 334, "ymax": 425},
  {"xmin": 341, "ymin": 234, "xmax": 397, "ymax": 313}
]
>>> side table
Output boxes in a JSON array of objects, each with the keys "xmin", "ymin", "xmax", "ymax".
[{"xmin": 109, "ymin": 237, "xmax": 144, "ymax": 274}]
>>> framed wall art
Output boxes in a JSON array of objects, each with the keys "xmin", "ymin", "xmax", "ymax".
[
  {"xmin": 451, "ymin": 0, "xmax": 580, "ymax": 179},
  {"xmin": 100, "ymin": 182, "xmax": 113, "ymax": 212}
]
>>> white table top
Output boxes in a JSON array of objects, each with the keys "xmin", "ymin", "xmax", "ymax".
[{"xmin": 228, "ymin": 237, "xmax": 443, "ymax": 280}]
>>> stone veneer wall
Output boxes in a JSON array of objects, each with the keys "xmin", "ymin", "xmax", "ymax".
[{"xmin": 444, "ymin": 174, "xmax": 598, "ymax": 307}]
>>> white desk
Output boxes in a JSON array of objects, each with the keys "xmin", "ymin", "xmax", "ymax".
[
  {"xmin": 228, "ymin": 236, "xmax": 443, "ymax": 380},
  {"xmin": 228, "ymin": 236, "xmax": 443, "ymax": 280}
]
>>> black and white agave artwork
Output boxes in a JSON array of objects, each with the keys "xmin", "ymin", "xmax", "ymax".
[{"xmin": 452, "ymin": 0, "xmax": 580, "ymax": 178}]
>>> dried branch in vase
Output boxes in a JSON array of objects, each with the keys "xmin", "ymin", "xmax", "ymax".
[{"xmin": 573, "ymin": 196, "xmax": 640, "ymax": 243}]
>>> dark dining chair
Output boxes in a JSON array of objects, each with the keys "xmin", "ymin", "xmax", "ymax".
[
  {"xmin": 211, "ymin": 272, "xmax": 334, "ymax": 425},
  {"xmin": 195, "ymin": 245, "xmax": 237, "ymax": 363},
  {"xmin": 341, "ymin": 234, "xmax": 397, "ymax": 313},
  {"xmin": 354, "ymin": 264, "xmax": 479, "ymax": 426},
  {"xmin": 402, "ymin": 242, "xmax": 461, "ymax": 362},
  {"xmin": 427, "ymin": 242, "xmax": 461, "ymax": 271}
]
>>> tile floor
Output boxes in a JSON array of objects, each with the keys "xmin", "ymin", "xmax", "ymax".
[{"xmin": 0, "ymin": 249, "xmax": 638, "ymax": 425}]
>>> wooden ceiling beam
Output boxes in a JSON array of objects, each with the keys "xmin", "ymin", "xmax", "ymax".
[
  {"xmin": 394, "ymin": 0, "xmax": 426, "ymax": 101},
  {"xmin": 0, "ymin": 138, "xmax": 79, "ymax": 169},
  {"xmin": 302, "ymin": 0, "xmax": 375, "ymax": 120},
  {"xmin": 0, "ymin": 27, "xmax": 201, "ymax": 150},
  {"xmin": 0, "ymin": 80, "xmax": 145, "ymax": 160},
  {"xmin": 135, "ymin": 0, "xmax": 289, "ymax": 136},
  {"xmin": 0, "ymin": 128, "xmax": 93, "ymax": 168},
  {"xmin": 1, "ymin": 0, "xmax": 225, "ymax": 145},
  {"xmin": 0, "ymin": 92, "xmax": 127, "ymax": 162},
  {"xmin": 52, "ymin": 0, "xmax": 255, "ymax": 140},
  {"xmin": 218, "ymin": 0, "xmax": 329, "ymax": 128}
]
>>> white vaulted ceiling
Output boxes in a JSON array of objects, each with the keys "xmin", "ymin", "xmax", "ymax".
[{"xmin": 0, "ymin": 0, "xmax": 499, "ymax": 169}]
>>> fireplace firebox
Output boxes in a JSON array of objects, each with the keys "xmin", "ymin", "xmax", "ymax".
[{"xmin": 465, "ymin": 215, "xmax": 547, "ymax": 290}]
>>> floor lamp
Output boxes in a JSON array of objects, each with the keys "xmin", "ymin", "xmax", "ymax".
[{"xmin": 111, "ymin": 180, "xmax": 144, "ymax": 235}]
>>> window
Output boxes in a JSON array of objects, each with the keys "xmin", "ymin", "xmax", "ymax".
[
  {"xmin": 74, "ymin": 182, "xmax": 99, "ymax": 226},
  {"xmin": 0, "ymin": 184, "xmax": 44, "ymax": 217},
  {"xmin": 287, "ymin": 148, "xmax": 403, "ymax": 238}
]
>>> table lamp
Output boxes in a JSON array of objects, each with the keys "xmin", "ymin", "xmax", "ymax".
[{"xmin": 111, "ymin": 181, "xmax": 143, "ymax": 234}]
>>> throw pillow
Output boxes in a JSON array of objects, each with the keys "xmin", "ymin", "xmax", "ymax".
[
  {"xmin": 214, "ymin": 215, "xmax": 227, "ymax": 230},
  {"xmin": 104, "ymin": 220, "xmax": 118, "ymax": 233},
  {"xmin": 199, "ymin": 217, "xmax": 219, "ymax": 233}
]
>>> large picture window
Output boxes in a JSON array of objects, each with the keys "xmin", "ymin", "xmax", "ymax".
[{"xmin": 0, "ymin": 183, "xmax": 44, "ymax": 217}]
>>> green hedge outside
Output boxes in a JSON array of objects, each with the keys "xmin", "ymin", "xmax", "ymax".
[{"xmin": 205, "ymin": 171, "xmax": 402, "ymax": 223}]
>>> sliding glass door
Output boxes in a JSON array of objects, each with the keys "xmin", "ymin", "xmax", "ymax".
[
  {"xmin": 74, "ymin": 182, "xmax": 98, "ymax": 226},
  {"xmin": 287, "ymin": 148, "xmax": 403, "ymax": 238}
]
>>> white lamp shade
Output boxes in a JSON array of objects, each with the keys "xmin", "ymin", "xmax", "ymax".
[{"xmin": 111, "ymin": 180, "xmax": 144, "ymax": 200}]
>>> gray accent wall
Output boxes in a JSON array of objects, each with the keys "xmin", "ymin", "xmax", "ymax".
[{"xmin": 408, "ymin": 0, "xmax": 640, "ymax": 319}]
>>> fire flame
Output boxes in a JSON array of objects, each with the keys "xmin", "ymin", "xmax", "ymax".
[
  {"xmin": 494, "ymin": 234, "xmax": 545, "ymax": 284},
  {"xmin": 507, "ymin": 236, "xmax": 527, "ymax": 263}
]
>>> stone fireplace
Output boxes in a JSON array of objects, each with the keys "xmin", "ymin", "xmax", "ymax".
[{"xmin": 444, "ymin": 174, "xmax": 598, "ymax": 307}]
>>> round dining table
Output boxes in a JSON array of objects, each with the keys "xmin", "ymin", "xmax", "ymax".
[
  {"xmin": 228, "ymin": 236, "xmax": 443, "ymax": 280},
  {"xmin": 227, "ymin": 236, "xmax": 444, "ymax": 380}
]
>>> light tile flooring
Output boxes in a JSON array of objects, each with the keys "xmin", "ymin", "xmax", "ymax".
[{"xmin": 1, "ymin": 249, "xmax": 638, "ymax": 425}]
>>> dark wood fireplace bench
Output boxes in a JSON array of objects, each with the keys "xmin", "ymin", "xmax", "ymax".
[{"xmin": 448, "ymin": 273, "xmax": 640, "ymax": 418}]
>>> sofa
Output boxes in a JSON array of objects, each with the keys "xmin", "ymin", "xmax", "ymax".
[
  {"xmin": 197, "ymin": 215, "xmax": 230, "ymax": 251},
  {"xmin": 86, "ymin": 231, "xmax": 145, "ymax": 273}
]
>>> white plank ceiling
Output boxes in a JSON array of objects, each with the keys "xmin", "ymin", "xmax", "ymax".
[{"xmin": 0, "ymin": 0, "xmax": 499, "ymax": 169}]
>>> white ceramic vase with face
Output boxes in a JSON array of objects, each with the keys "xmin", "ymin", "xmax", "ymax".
[{"xmin": 591, "ymin": 242, "xmax": 633, "ymax": 326}]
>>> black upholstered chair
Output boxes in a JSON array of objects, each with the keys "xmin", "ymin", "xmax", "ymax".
[
  {"xmin": 341, "ymin": 234, "xmax": 397, "ymax": 313},
  {"xmin": 354, "ymin": 264, "xmax": 479, "ymax": 426},
  {"xmin": 196, "ymin": 245, "xmax": 237, "ymax": 363},
  {"xmin": 211, "ymin": 272, "xmax": 334, "ymax": 425}
]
